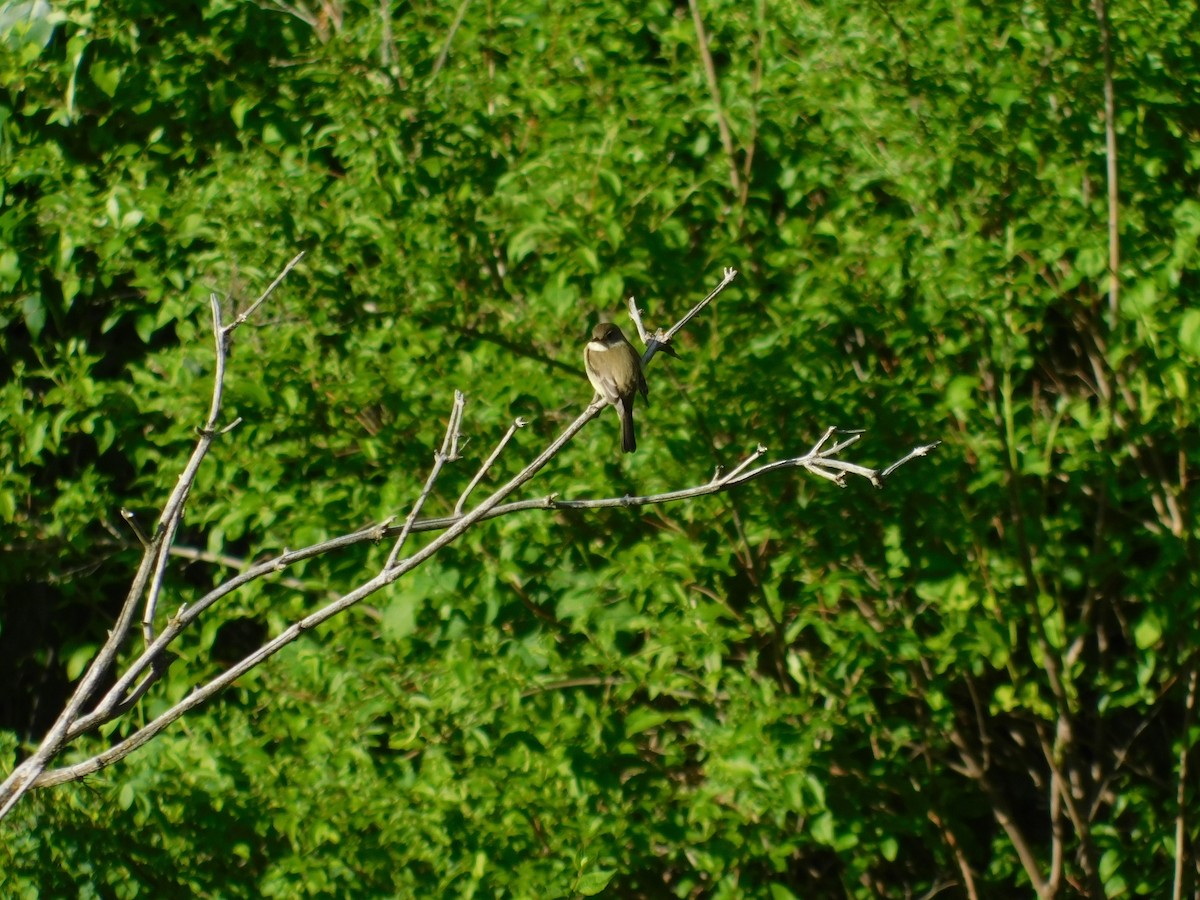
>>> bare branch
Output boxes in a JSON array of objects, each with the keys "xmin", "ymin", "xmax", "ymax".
[
  {"xmin": 39, "ymin": 569, "xmax": 397, "ymax": 787},
  {"xmin": 626, "ymin": 294, "xmax": 682, "ymax": 359},
  {"xmin": 138, "ymin": 250, "xmax": 294, "ymax": 643},
  {"xmin": 68, "ymin": 528, "xmax": 384, "ymax": 740},
  {"xmin": 0, "ymin": 254, "xmax": 302, "ymax": 820},
  {"xmin": 392, "ymin": 430, "xmax": 929, "ymax": 527},
  {"xmin": 66, "ymin": 428, "xmax": 930, "ymax": 744},
  {"xmin": 39, "ymin": 400, "xmax": 609, "ymax": 784}
]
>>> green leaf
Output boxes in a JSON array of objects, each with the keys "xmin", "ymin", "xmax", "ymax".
[
  {"xmin": 231, "ymin": 96, "xmax": 255, "ymax": 128},
  {"xmin": 134, "ymin": 312, "xmax": 155, "ymax": 343},
  {"xmin": 575, "ymin": 869, "xmax": 616, "ymax": 896},
  {"xmin": 624, "ymin": 707, "xmax": 669, "ymax": 736},
  {"xmin": 1075, "ymin": 246, "xmax": 1106, "ymax": 278},
  {"xmin": 0, "ymin": 248, "xmax": 19, "ymax": 289},
  {"xmin": 508, "ymin": 224, "xmax": 551, "ymax": 263},
  {"xmin": 382, "ymin": 593, "xmax": 419, "ymax": 640},
  {"xmin": 943, "ymin": 374, "xmax": 979, "ymax": 414},
  {"xmin": 1179, "ymin": 309, "xmax": 1200, "ymax": 356},
  {"xmin": 810, "ymin": 812, "xmax": 835, "ymax": 846},
  {"xmin": 89, "ymin": 59, "xmax": 121, "ymax": 97},
  {"xmin": 1133, "ymin": 612, "xmax": 1162, "ymax": 650},
  {"xmin": 20, "ymin": 294, "xmax": 44, "ymax": 338},
  {"xmin": 880, "ymin": 835, "xmax": 898, "ymax": 861},
  {"xmin": 65, "ymin": 644, "xmax": 97, "ymax": 681}
]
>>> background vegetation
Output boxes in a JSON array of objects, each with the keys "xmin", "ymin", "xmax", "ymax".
[{"xmin": 2, "ymin": 0, "xmax": 1198, "ymax": 895}]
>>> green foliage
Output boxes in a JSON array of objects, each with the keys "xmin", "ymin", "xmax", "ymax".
[{"xmin": 3, "ymin": 0, "xmax": 1200, "ymax": 896}]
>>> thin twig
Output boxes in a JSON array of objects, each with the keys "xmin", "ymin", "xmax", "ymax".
[
  {"xmin": 385, "ymin": 390, "xmax": 466, "ymax": 569},
  {"xmin": 226, "ymin": 251, "xmax": 305, "ymax": 334},
  {"xmin": 455, "ymin": 417, "xmax": 527, "ymax": 516},
  {"xmin": 393, "ymin": 433, "xmax": 931, "ymax": 526},
  {"xmin": 880, "ymin": 441, "xmax": 941, "ymax": 479},
  {"xmin": 1174, "ymin": 667, "xmax": 1198, "ymax": 900},
  {"xmin": 626, "ymin": 294, "xmax": 681, "ymax": 358},
  {"xmin": 721, "ymin": 444, "xmax": 767, "ymax": 483},
  {"xmin": 120, "ymin": 508, "xmax": 149, "ymax": 549},
  {"xmin": 1093, "ymin": 0, "xmax": 1119, "ymax": 326},
  {"xmin": 142, "ymin": 293, "xmax": 228, "ymax": 644},
  {"xmin": 659, "ymin": 266, "xmax": 737, "ymax": 347},
  {"xmin": 165, "ymin": 544, "xmax": 337, "ymax": 598},
  {"xmin": 626, "ymin": 296, "xmax": 649, "ymax": 345},
  {"xmin": 431, "ymin": 0, "xmax": 472, "ymax": 79},
  {"xmin": 687, "ymin": 0, "xmax": 741, "ymax": 197},
  {"xmin": 380, "ymin": 0, "xmax": 394, "ymax": 69},
  {"xmin": 810, "ymin": 425, "xmax": 839, "ymax": 456}
]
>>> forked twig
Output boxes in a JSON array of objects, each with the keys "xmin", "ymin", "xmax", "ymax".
[
  {"xmin": 385, "ymin": 391, "xmax": 466, "ymax": 569},
  {"xmin": 455, "ymin": 417, "xmax": 527, "ymax": 516}
]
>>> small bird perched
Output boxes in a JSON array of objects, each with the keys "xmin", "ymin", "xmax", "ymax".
[{"xmin": 584, "ymin": 322, "xmax": 648, "ymax": 454}]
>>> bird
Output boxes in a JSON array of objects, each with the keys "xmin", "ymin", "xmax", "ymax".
[{"xmin": 584, "ymin": 322, "xmax": 648, "ymax": 454}]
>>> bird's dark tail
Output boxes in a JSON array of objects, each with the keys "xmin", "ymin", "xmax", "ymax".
[{"xmin": 620, "ymin": 400, "xmax": 637, "ymax": 453}]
